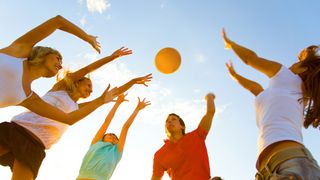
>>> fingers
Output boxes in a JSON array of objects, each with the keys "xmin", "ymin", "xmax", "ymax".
[
  {"xmin": 225, "ymin": 61, "xmax": 232, "ymax": 69},
  {"xmin": 117, "ymin": 47, "xmax": 132, "ymax": 56},
  {"xmin": 92, "ymin": 36, "xmax": 101, "ymax": 53},
  {"xmin": 95, "ymin": 46, "xmax": 101, "ymax": 54},
  {"xmin": 137, "ymin": 97, "xmax": 151, "ymax": 108},
  {"xmin": 206, "ymin": 93, "xmax": 215, "ymax": 100},
  {"xmin": 222, "ymin": 28, "xmax": 229, "ymax": 41},
  {"xmin": 106, "ymin": 84, "xmax": 111, "ymax": 91}
]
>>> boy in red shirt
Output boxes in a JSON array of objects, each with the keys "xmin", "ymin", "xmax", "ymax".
[{"xmin": 152, "ymin": 93, "xmax": 215, "ymax": 180}]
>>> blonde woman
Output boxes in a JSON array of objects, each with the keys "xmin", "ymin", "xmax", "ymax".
[
  {"xmin": 0, "ymin": 15, "xmax": 102, "ymax": 122},
  {"xmin": 0, "ymin": 46, "xmax": 152, "ymax": 180}
]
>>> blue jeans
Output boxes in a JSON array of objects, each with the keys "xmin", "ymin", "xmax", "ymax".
[
  {"xmin": 256, "ymin": 147, "xmax": 320, "ymax": 180},
  {"xmin": 269, "ymin": 157, "xmax": 320, "ymax": 180}
]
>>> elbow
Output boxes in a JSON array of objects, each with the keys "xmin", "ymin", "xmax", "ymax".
[
  {"xmin": 54, "ymin": 15, "xmax": 64, "ymax": 20},
  {"xmin": 53, "ymin": 15, "xmax": 65, "ymax": 27}
]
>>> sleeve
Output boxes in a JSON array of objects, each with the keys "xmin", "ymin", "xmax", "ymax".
[
  {"xmin": 152, "ymin": 154, "xmax": 165, "ymax": 178},
  {"xmin": 196, "ymin": 126, "xmax": 208, "ymax": 140}
]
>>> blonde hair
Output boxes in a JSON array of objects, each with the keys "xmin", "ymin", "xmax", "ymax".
[
  {"xmin": 56, "ymin": 70, "xmax": 90, "ymax": 93},
  {"xmin": 28, "ymin": 46, "xmax": 62, "ymax": 65}
]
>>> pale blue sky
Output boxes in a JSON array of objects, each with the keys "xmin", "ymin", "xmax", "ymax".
[{"xmin": 0, "ymin": 0, "xmax": 320, "ymax": 179}]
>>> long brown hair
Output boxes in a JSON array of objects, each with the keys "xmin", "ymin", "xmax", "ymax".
[{"xmin": 299, "ymin": 45, "xmax": 320, "ymax": 128}]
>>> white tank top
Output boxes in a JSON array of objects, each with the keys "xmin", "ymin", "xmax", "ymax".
[
  {"xmin": 255, "ymin": 66, "xmax": 304, "ymax": 155},
  {"xmin": 12, "ymin": 90, "xmax": 79, "ymax": 149},
  {"xmin": 0, "ymin": 53, "xmax": 32, "ymax": 107}
]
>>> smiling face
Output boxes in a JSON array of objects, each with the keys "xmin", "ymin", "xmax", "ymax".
[
  {"xmin": 75, "ymin": 78, "xmax": 92, "ymax": 98},
  {"xmin": 102, "ymin": 133, "xmax": 119, "ymax": 145},
  {"xmin": 43, "ymin": 53, "xmax": 63, "ymax": 77}
]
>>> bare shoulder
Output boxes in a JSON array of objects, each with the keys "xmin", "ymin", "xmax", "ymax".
[{"xmin": 0, "ymin": 44, "xmax": 31, "ymax": 58}]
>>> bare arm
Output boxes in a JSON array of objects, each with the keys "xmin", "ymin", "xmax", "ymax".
[
  {"xmin": 226, "ymin": 61, "xmax": 264, "ymax": 96},
  {"xmin": 222, "ymin": 28, "xmax": 281, "ymax": 78},
  {"xmin": 198, "ymin": 93, "xmax": 216, "ymax": 132},
  {"xmin": 118, "ymin": 98, "xmax": 150, "ymax": 153},
  {"xmin": 116, "ymin": 73, "xmax": 153, "ymax": 96},
  {"xmin": 91, "ymin": 94, "xmax": 128, "ymax": 145},
  {"xmin": 20, "ymin": 85, "xmax": 118, "ymax": 125},
  {"xmin": 67, "ymin": 47, "xmax": 132, "ymax": 81},
  {"xmin": 78, "ymin": 74, "xmax": 153, "ymax": 108},
  {"xmin": 2, "ymin": 15, "xmax": 100, "ymax": 58}
]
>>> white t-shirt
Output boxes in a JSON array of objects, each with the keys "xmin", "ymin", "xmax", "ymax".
[
  {"xmin": 255, "ymin": 66, "xmax": 304, "ymax": 155},
  {"xmin": 12, "ymin": 90, "xmax": 78, "ymax": 149}
]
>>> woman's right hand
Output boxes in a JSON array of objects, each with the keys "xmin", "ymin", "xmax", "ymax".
[
  {"xmin": 87, "ymin": 35, "xmax": 101, "ymax": 53},
  {"xmin": 101, "ymin": 84, "xmax": 119, "ymax": 103}
]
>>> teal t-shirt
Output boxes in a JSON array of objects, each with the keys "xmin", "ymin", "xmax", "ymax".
[{"xmin": 77, "ymin": 141, "xmax": 123, "ymax": 180}]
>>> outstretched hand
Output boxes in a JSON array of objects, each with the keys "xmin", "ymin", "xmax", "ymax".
[
  {"xmin": 111, "ymin": 47, "xmax": 133, "ymax": 59},
  {"xmin": 87, "ymin": 35, "xmax": 101, "ymax": 53},
  {"xmin": 136, "ymin": 97, "xmax": 151, "ymax": 110},
  {"xmin": 101, "ymin": 84, "xmax": 119, "ymax": 103},
  {"xmin": 222, "ymin": 28, "xmax": 232, "ymax": 49},
  {"xmin": 116, "ymin": 93, "xmax": 129, "ymax": 104},
  {"xmin": 225, "ymin": 61, "xmax": 238, "ymax": 80},
  {"xmin": 132, "ymin": 73, "xmax": 153, "ymax": 87},
  {"xmin": 205, "ymin": 93, "xmax": 215, "ymax": 102}
]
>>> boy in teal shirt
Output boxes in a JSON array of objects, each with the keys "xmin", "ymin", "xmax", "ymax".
[{"xmin": 77, "ymin": 94, "xmax": 150, "ymax": 180}]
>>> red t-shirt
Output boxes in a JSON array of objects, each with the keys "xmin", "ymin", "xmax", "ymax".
[{"xmin": 153, "ymin": 127, "xmax": 210, "ymax": 180}]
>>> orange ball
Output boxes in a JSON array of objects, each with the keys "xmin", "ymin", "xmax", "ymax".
[{"xmin": 155, "ymin": 47, "xmax": 181, "ymax": 74}]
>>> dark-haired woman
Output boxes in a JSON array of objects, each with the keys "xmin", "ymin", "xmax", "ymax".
[{"xmin": 223, "ymin": 28, "xmax": 320, "ymax": 179}]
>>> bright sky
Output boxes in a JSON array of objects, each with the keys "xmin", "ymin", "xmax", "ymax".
[{"xmin": 1, "ymin": 0, "xmax": 320, "ymax": 179}]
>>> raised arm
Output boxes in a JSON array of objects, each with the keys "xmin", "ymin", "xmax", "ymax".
[
  {"xmin": 222, "ymin": 28, "xmax": 281, "ymax": 78},
  {"xmin": 118, "ymin": 98, "xmax": 150, "ymax": 153},
  {"xmin": 78, "ymin": 74, "xmax": 152, "ymax": 108},
  {"xmin": 198, "ymin": 93, "xmax": 216, "ymax": 132},
  {"xmin": 91, "ymin": 94, "xmax": 128, "ymax": 145},
  {"xmin": 3, "ymin": 15, "xmax": 100, "ymax": 58},
  {"xmin": 116, "ymin": 73, "xmax": 153, "ymax": 96},
  {"xmin": 67, "ymin": 47, "xmax": 132, "ymax": 81},
  {"xmin": 20, "ymin": 85, "xmax": 118, "ymax": 125},
  {"xmin": 226, "ymin": 61, "xmax": 264, "ymax": 96}
]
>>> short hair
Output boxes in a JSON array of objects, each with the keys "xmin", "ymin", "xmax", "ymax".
[
  {"xmin": 102, "ymin": 133, "xmax": 119, "ymax": 141},
  {"xmin": 168, "ymin": 113, "xmax": 185, "ymax": 135}
]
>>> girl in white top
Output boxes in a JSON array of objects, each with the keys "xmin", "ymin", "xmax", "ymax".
[
  {"xmin": 0, "ymin": 15, "xmax": 107, "ymax": 127},
  {"xmin": 223, "ymin": 28, "xmax": 320, "ymax": 179},
  {"xmin": 0, "ymin": 46, "xmax": 152, "ymax": 180}
]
